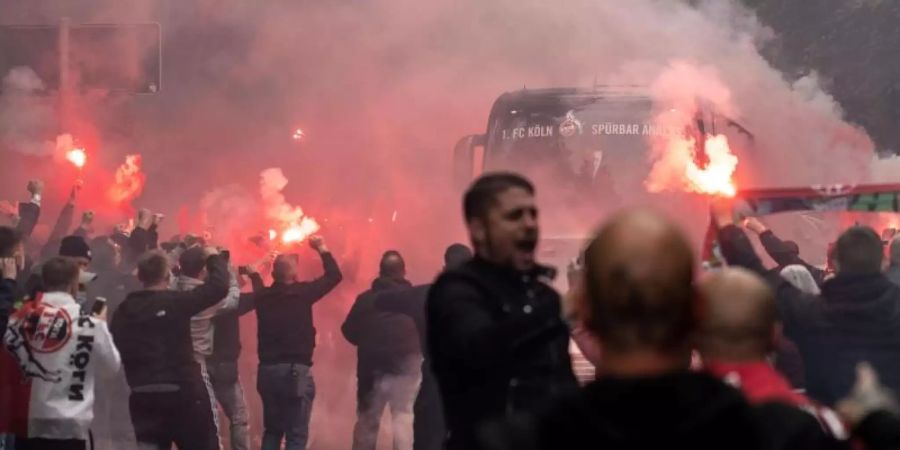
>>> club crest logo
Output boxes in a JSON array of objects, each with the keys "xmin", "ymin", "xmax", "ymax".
[
  {"xmin": 23, "ymin": 304, "xmax": 72, "ymax": 353},
  {"xmin": 559, "ymin": 111, "xmax": 582, "ymax": 137}
]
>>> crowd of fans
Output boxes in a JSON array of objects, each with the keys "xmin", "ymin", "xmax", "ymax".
[{"xmin": 1, "ymin": 172, "xmax": 900, "ymax": 450}]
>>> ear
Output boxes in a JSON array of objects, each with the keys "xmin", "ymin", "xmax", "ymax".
[{"xmin": 468, "ymin": 218, "xmax": 487, "ymax": 248}]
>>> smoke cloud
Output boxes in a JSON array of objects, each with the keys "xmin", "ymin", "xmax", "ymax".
[
  {"xmin": 0, "ymin": 67, "xmax": 56, "ymax": 156},
  {"xmin": 0, "ymin": 0, "xmax": 893, "ymax": 447}
]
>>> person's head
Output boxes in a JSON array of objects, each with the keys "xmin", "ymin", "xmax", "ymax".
[
  {"xmin": 443, "ymin": 243, "xmax": 472, "ymax": 270},
  {"xmin": 582, "ymin": 210, "xmax": 696, "ymax": 374},
  {"xmin": 59, "ymin": 235, "xmax": 92, "ymax": 269},
  {"xmin": 273, "ymin": 254, "xmax": 299, "ymax": 284},
  {"xmin": 890, "ymin": 236, "xmax": 900, "ymax": 267},
  {"xmin": 780, "ymin": 264, "xmax": 821, "ymax": 295},
  {"xmin": 0, "ymin": 226, "xmax": 24, "ymax": 269},
  {"xmin": 137, "ymin": 250, "xmax": 172, "ymax": 289},
  {"xmin": 835, "ymin": 226, "xmax": 883, "ymax": 275},
  {"xmin": 697, "ymin": 268, "xmax": 777, "ymax": 362},
  {"xmin": 89, "ymin": 237, "xmax": 120, "ymax": 272},
  {"xmin": 42, "ymin": 256, "xmax": 81, "ymax": 296},
  {"xmin": 178, "ymin": 247, "xmax": 208, "ymax": 280},
  {"xmin": 379, "ymin": 250, "xmax": 406, "ymax": 282},
  {"xmin": 463, "ymin": 172, "xmax": 538, "ymax": 271}
]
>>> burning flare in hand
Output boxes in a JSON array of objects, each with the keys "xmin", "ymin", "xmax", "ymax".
[
  {"xmin": 66, "ymin": 148, "xmax": 87, "ymax": 169},
  {"xmin": 260, "ymin": 168, "xmax": 320, "ymax": 245},
  {"xmin": 647, "ymin": 134, "xmax": 738, "ymax": 198},
  {"xmin": 281, "ymin": 217, "xmax": 320, "ymax": 244}
]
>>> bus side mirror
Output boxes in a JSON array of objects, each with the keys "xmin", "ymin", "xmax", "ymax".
[{"xmin": 453, "ymin": 134, "xmax": 485, "ymax": 191}]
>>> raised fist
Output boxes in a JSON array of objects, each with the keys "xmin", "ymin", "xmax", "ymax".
[
  {"xmin": 308, "ymin": 235, "xmax": 326, "ymax": 253},
  {"xmin": 27, "ymin": 180, "xmax": 44, "ymax": 197}
]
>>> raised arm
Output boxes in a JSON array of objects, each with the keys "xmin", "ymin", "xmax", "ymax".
[
  {"xmin": 296, "ymin": 236, "xmax": 342, "ymax": 303},
  {"xmin": 16, "ymin": 180, "xmax": 43, "ymax": 240},
  {"xmin": 712, "ymin": 202, "xmax": 818, "ymax": 337},
  {"xmin": 40, "ymin": 201, "xmax": 76, "ymax": 259},
  {"xmin": 169, "ymin": 253, "xmax": 230, "ymax": 317},
  {"xmin": 232, "ymin": 264, "xmax": 266, "ymax": 316}
]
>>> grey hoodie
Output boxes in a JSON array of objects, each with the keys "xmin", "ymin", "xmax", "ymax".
[{"xmin": 175, "ymin": 271, "xmax": 240, "ymax": 362}]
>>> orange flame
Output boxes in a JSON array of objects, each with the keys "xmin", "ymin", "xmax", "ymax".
[
  {"xmin": 685, "ymin": 135, "xmax": 738, "ymax": 197},
  {"xmin": 647, "ymin": 134, "xmax": 738, "ymax": 197},
  {"xmin": 66, "ymin": 148, "xmax": 87, "ymax": 168},
  {"xmin": 109, "ymin": 154, "xmax": 146, "ymax": 204}
]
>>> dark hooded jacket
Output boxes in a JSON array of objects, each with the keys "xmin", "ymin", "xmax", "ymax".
[
  {"xmin": 342, "ymin": 277, "xmax": 419, "ymax": 375},
  {"xmin": 427, "ymin": 257, "xmax": 577, "ymax": 450},
  {"xmin": 377, "ymin": 284, "xmax": 445, "ymax": 450},
  {"xmin": 110, "ymin": 255, "xmax": 229, "ymax": 389},
  {"xmin": 720, "ymin": 225, "xmax": 900, "ymax": 405},
  {"xmin": 480, "ymin": 372, "xmax": 763, "ymax": 450},
  {"xmin": 856, "ymin": 411, "xmax": 900, "ymax": 450}
]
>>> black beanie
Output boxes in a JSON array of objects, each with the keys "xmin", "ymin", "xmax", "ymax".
[{"xmin": 59, "ymin": 235, "xmax": 92, "ymax": 260}]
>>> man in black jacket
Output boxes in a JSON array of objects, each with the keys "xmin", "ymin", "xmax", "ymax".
[
  {"xmin": 254, "ymin": 235, "xmax": 342, "ymax": 450},
  {"xmin": 427, "ymin": 173, "xmax": 577, "ymax": 450},
  {"xmin": 375, "ymin": 243, "xmax": 472, "ymax": 450},
  {"xmin": 480, "ymin": 210, "xmax": 762, "ymax": 450},
  {"xmin": 110, "ymin": 249, "xmax": 229, "ymax": 450},
  {"xmin": 713, "ymin": 202, "xmax": 900, "ymax": 406},
  {"xmin": 343, "ymin": 251, "xmax": 418, "ymax": 450}
]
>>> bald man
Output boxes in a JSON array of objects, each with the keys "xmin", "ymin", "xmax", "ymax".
[
  {"xmin": 698, "ymin": 269, "xmax": 849, "ymax": 450},
  {"xmin": 481, "ymin": 210, "xmax": 762, "ymax": 450},
  {"xmin": 342, "ymin": 251, "xmax": 420, "ymax": 450}
]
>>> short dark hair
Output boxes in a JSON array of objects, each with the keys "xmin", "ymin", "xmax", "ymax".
[
  {"xmin": 379, "ymin": 250, "xmax": 405, "ymax": 279},
  {"xmin": 137, "ymin": 251, "xmax": 171, "ymax": 286},
  {"xmin": 444, "ymin": 243, "xmax": 472, "ymax": 269},
  {"xmin": 463, "ymin": 172, "xmax": 534, "ymax": 222},
  {"xmin": 836, "ymin": 226, "xmax": 883, "ymax": 275},
  {"xmin": 179, "ymin": 247, "xmax": 207, "ymax": 278},
  {"xmin": 0, "ymin": 226, "xmax": 22, "ymax": 257},
  {"xmin": 42, "ymin": 257, "xmax": 80, "ymax": 292}
]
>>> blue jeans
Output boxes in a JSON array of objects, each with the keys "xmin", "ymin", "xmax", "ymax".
[
  {"xmin": 209, "ymin": 361, "xmax": 251, "ymax": 450},
  {"xmin": 257, "ymin": 364, "xmax": 315, "ymax": 450}
]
